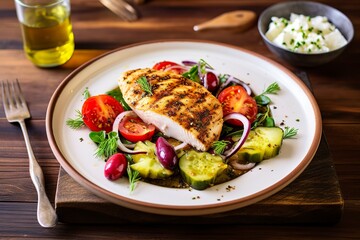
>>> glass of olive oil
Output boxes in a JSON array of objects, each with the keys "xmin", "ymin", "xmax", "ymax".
[{"xmin": 14, "ymin": 0, "xmax": 74, "ymax": 67}]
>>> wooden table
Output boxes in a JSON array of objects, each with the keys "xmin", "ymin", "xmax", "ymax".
[{"xmin": 1, "ymin": 0, "xmax": 359, "ymax": 239}]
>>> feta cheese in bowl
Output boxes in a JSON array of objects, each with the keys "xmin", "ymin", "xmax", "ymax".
[
  {"xmin": 266, "ymin": 13, "xmax": 348, "ymax": 54},
  {"xmin": 258, "ymin": 1, "xmax": 354, "ymax": 67}
]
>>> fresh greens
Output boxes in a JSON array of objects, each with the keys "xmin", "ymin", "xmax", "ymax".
[
  {"xmin": 83, "ymin": 87, "xmax": 91, "ymax": 99},
  {"xmin": 66, "ymin": 88, "xmax": 91, "ymax": 129},
  {"xmin": 254, "ymin": 82, "xmax": 280, "ymax": 105},
  {"xmin": 89, "ymin": 131, "xmax": 118, "ymax": 159},
  {"xmin": 218, "ymin": 74, "xmax": 230, "ymax": 84},
  {"xmin": 66, "ymin": 110, "xmax": 85, "ymax": 129},
  {"xmin": 182, "ymin": 59, "xmax": 212, "ymax": 83},
  {"xmin": 137, "ymin": 76, "xmax": 152, "ymax": 95},
  {"xmin": 211, "ymin": 140, "xmax": 231, "ymax": 155},
  {"xmin": 250, "ymin": 82, "xmax": 280, "ymax": 129},
  {"xmin": 252, "ymin": 106, "xmax": 275, "ymax": 129},
  {"xmin": 127, "ymin": 164, "xmax": 141, "ymax": 193},
  {"xmin": 106, "ymin": 88, "xmax": 131, "ymax": 111},
  {"xmin": 182, "ymin": 65, "xmax": 200, "ymax": 82},
  {"xmin": 262, "ymin": 82, "xmax": 281, "ymax": 95},
  {"xmin": 283, "ymin": 127, "xmax": 298, "ymax": 139}
]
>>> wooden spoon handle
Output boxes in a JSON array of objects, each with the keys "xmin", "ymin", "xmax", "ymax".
[{"xmin": 194, "ymin": 10, "xmax": 256, "ymax": 31}]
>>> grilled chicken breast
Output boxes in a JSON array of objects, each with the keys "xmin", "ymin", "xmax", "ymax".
[{"xmin": 118, "ymin": 68, "xmax": 223, "ymax": 151}]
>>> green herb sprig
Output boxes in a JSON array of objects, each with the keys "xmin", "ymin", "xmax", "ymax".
[
  {"xmin": 212, "ymin": 140, "xmax": 230, "ymax": 155},
  {"xmin": 252, "ymin": 106, "xmax": 275, "ymax": 129},
  {"xmin": 137, "ymin": 76, "xmax": 152, "ymax": 95},
  {"xmin": 83, "ymin": 87, "xmax": 91, "ymax": 99},
  {"xmin": 89, "ymin": 131, "xmax": 118, "ymax": 159},
  {"xmin": 255, "ymin": 82, "xmax": 280, "ymax": 105},
  {"xmin": 182, "ymin": 59, "xmax": 213, "ymax": 83},
  {"xmin": 283, "ymin": 127, "xmax": 298, "ymax": 139},
  {"xmin": 106, "ymin": 88, "xmax": 131, "ymax": 111},
  {"xmin": 66, "ymin": 110, "xmax": 85, "ymax": 129},
  {"xmin": 127, "ymin": 164, "xmax": 141, "ymax": 193},
  {"xmin": 66, "ymin": 88, "xmax": 91, "ymax": 129}
]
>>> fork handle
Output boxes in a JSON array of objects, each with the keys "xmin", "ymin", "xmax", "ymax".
[{"xmin": 19, "ymin": 120, "xmax": 58, "ymax": 228}]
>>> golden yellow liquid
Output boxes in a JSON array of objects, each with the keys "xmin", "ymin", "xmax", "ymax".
[{"xmin": 20, "ymin": 5, "xmax": 74, "ymax": 67}]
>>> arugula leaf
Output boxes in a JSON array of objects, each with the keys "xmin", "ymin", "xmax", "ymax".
[
  {"xmin": 89, "ymin": 131, "xmax": 118, "ymax": 158},
  {"xmin": 106, "ymin": 88, "xmax": 131, "ymax": 111},
  {"xmin": 251, "ymin": 106, "xmax": 273, "ymax": 129},
  {"xmin": 137, "ymin": 76, "xmax": 152, "ymax": 95},
  {"xmin": 182, "ymin": 65, "xmax": 200, "ymax": 82},
  {"xmin": 66, "ymin": 110, "xmax": 85, "ymax": 129},
  {"xmin": 264, "ymin": 116, "xmax": 275, "ymax": 127},
  {"xmin": 283, "ymin": 127, "xmax": 298, "ymax": 139},
  {"xmin": 211, "ymin": 140, "xmax": 230, "ymax": 155},
  {"xmin": 182, "ymin": 59, "xmax": 212, "ymax": 83}
]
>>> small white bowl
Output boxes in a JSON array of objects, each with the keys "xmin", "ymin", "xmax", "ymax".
[{"xmin": 258, "ymin": 1, "xmax": 354, "ymax": 67}]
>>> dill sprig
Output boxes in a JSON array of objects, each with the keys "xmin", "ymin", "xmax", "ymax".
[
  {"xmin": 89, "ymin": 131, "xmax": 118, "ymax": 159},
  {"xmin": 283, "ymin": 127, "xmax": 298, "ymax": 139},
  {"xmin": 127, "ymin": 164, "xmax": 141, "ymax": 193},
  {"xmin": 66, "ymin": 110, "xmax": 85, "ymax": 129},
  {"xmin": 66, "ymin": 87, "xmax": 90, "ymax": 129},
  {"xmin": 262, "ymin": 82, "xmax": 281, "ymax": 95},
  {"xmin": 255, "ymin": 82, "xmax": 280, "ymax": 105},
  {"xmin": 137, "ymin": 76, "xmax": 152, "ymax": 95}
]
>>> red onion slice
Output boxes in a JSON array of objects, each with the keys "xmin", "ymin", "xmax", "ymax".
[
  {"xmin": 181, "ymin": 60, "xmax": 197, "ymax": 66},
  {"xmin": 222, "ymin": 113, "xmax": 251, "ymax": 158},
  {"xmin": 229, "ymin": 160, "xmax": 256, "ymax": 170},
  {"xmin": 112, "ymin": 111, "xmax": 145, "ymax": 154},
  {"xmin": 163, "ymin": 65, "xmax": 189, "ymax": 73},
  {"xmin": 216, "ymin": 74, "xmax": 252, "ymax": 97}
]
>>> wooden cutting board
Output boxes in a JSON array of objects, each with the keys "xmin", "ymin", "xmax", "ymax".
[{"xmin": 55, "ymin": 73, "xmax": 343, "ymax": 225}]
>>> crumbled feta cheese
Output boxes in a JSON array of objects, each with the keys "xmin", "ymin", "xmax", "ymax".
[{"xmin": 265, "ymin": 13, "xmax": 347, "ymax": 53}]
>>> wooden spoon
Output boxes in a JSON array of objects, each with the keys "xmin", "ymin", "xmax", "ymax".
[{"xmin": 193, "ymin": 10, "xmax": 256, "ymax": 32}]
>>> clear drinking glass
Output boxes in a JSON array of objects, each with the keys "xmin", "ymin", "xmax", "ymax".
[{"xmin": 14, "ymin": 0, "xmax": 75, "ymax": 67}]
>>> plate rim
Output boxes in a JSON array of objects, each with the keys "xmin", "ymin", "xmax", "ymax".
[{"xmin": 45, "ymin": 39, "xmax": 322, "ymax": 215}]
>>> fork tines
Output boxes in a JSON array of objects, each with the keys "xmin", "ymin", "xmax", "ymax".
[
  {"xmin": 1, "ymin": 79, "xmax": 30, "ymax": 121},
  {"xmin": 2, "ymin": 79, "xmax": 24, "ymax": 110}
]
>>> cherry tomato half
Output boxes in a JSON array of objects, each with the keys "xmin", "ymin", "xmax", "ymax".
[
  {"xmin": 82, "ymin": 94, "xmax": 124, "ymax": 133},
  {"xmin": 152, "ymin": 61, "xmax": 185, "ymax": 74},
  {"xmin": 119, "ymin": 115, "xmax": 156, "ymax": 142},
  {"xmin": 217, "ymin": 86, "xmax": 258, "ymax": 126}
]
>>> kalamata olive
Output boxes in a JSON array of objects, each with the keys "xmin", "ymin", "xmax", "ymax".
[
  {"xmin": 104, "ymin": 153, "xmax": 128, "ymax": 180},
  {"xmin": 205, "ymin": 72, "xmax": 219, "ymax": 93},
  {"xmin": 156, "ymin": 137, "xmax": 178, "ymax": 170}
]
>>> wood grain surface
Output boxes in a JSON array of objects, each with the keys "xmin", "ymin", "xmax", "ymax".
[{"xmin": 0, "ymin": 0, "xmax": 359, "ymax": 239}]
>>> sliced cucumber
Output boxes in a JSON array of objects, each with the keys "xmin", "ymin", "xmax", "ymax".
[
  {"xmin": 131, "ymin": 141, "xmax": 174, "ymax": 179},
  {"xmin": 232, "ymin": 127, "xmax": 284, "ymax": 163},
  {"xmin": 179, "ymin": 150, "xmax": 228, "ymax": 190}
]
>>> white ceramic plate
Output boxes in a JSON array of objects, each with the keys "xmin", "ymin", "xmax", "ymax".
[{"xmin": 46, "ymin": 40, "xmax": 322, "ymax": 216}]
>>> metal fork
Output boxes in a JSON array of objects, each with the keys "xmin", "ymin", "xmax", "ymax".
[
  {"xmin": 99, "ymin": 0, "xmax": 139, "ymax": 22},
  {"xmin": 1, "ymin": 80, "xmax": 57, "ymax": 228}
]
